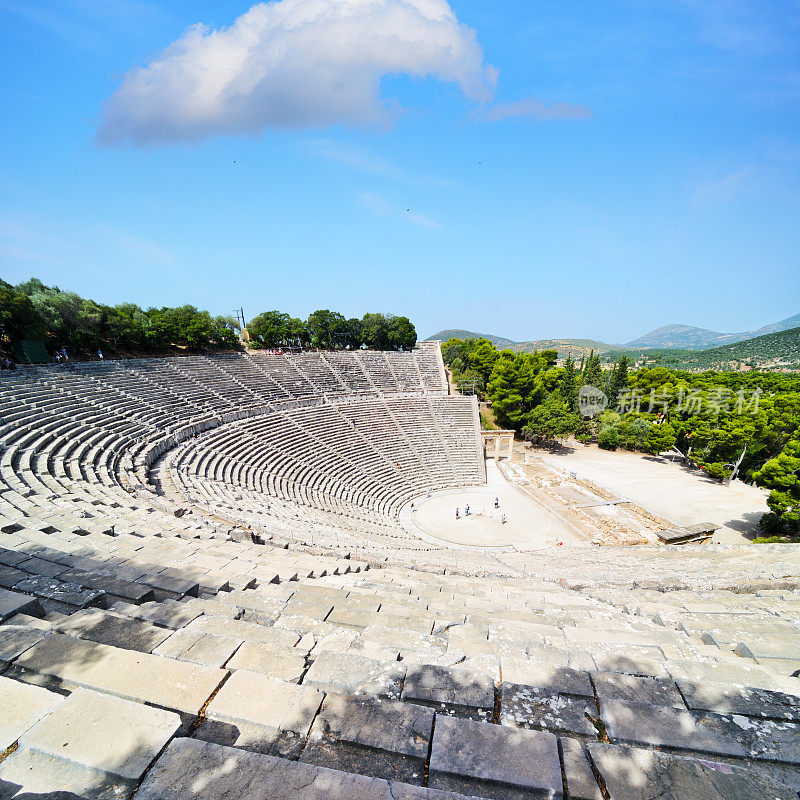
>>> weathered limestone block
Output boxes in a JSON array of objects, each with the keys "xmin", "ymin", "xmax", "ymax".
[
  {"xmin": 301, "ymin": 693, "xmax": 435, "ymax": 783},
  {"xmin": 135, "ymin": 737, "xmax": 484, "ymax": 800},
  {"xmin": 0, "ymin": 674, "xmax": 63, "ymax": 751},
  {"xmin": 0, "ymin": 688, "xmax": 181, "ymax": 799},
  {"xmin": 500, "ymin": 683, "xmax": 597, "ymax": 738},
  {"xmin": 304, "ymin": 651, "xmax": 406, "ymax": 699},
  {"xmin": 56, "ymin": 608, "xmax": 172, "ymax": 653},
  {"xmin": 429, "ymin": 715, "xmax": 563, "ymax": 799},
  {"xmin": 402, "ymin": 664, "xmax": 494, "ymax": 721},
  {"xmin": 589, "ymin": 742, "xmax": 798, "ymax": 800}
]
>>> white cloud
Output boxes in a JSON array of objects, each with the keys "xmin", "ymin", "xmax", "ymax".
[
  {"xmin": 485, "ymin": 98, "xmax": 591, "ymax": 122},
  {"xmin": 358, "ymin": 192, "xmax": 442, "ymax": 229},
  {"xmin": 97, "ymin": 0, "xmax": 497, "ymax": 146}
]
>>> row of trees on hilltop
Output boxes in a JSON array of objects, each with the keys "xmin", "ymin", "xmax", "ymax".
[
  {"xmin": 1, "ymin": 278, "xmax": 240, "ymax": 354},
  {"xmin": 247, "ymin": 310, "xmax": 416, "ymax": 350},
  {"xmin": 0, "ymin": 278, "xmax": 418, "ymax": 357},
  {"xmin": 442, "ymin": 336, "xmax": 800, "ymax": 538}
]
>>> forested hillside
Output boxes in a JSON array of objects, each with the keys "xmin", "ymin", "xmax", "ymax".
[
  {"xmin": 443, "ymin": 336, "xmax": 800, "ymax": 538},
  {"xmin": 604, "ymin": 326, "xmax": 800, "ymax": 371}
]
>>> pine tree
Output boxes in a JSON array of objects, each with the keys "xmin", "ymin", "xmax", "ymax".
[
  {"xmin": 753, "ymin": 436, "xmax": 800, "ymax": 533},
  {"xmin": 561, "ymin": 354, "xmax": 579, "ymax": 411},
  {"xmin": 582, "ymin": 350, "xmax": 603, "ymax": 388}
]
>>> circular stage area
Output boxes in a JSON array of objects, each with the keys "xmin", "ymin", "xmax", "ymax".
[{"xmin": 403, "ymin": 462, "xmax": 585, "ymax": 550}]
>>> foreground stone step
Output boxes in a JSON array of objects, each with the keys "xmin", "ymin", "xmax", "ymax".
[
  {"xmin": 0, "ymin": 623, "xmax": 51, "ymax": 666},
  {"xmin": 11, "ymin": 574, "xmax": 106, "ymax": 610},
  {"xmin": 429, "ymin": 714, "xmax": 563, "ymax": 799},
  {"xmin": 110, "ymin": 597, "xmax": 204, "ymax": 629},
  {"xmin": 200, "ymin": 670, "xmax": 324, "ymax": 758},
  {"xmin": 0, "ymin": 687, "xmax": 181, "ymax": 799},
  {"xmin": 600, "ymin": 698, "xmax": 800, "ymax": 765},
  {"xmin": 0, "ymin": 674, "xmax": 63, "ymax": 751},
  {"xmin": 303, "ymin": 650, "xmax": 406, "ymax": 699},
  {"xmin": 63, "ymin": 568, "xmax": 156, "ymax": 604},
  {"xmin": 134, "ymin": 736, "xmax": 477, "ymax": 800},
  {"xmin": 589, "ymin": 742, "xmax": 799, "ymax": 800},
  {"xmin": 55, "ymin": 608, "xmax": 172, "ymax": 653},
  {"xmin": 677, "ymin": 679, "xmax": 800, "ymax": 722},
  {"xmin": 300, "ymin": 693, "xmax": 435, "ymax": 784},
  {"xmin": 12, "ymin": 632, "xmax": 225, "ymax": 716},
  {"xmin": 0, "ymin": 586, "xmax": 44, "ymax": 621}
]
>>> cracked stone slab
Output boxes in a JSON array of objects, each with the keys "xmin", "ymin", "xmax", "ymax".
[
  {"xmin": 401, "ymin": 664, "xmax": 495, "ymax": 721},
  {"xmin": 304, "ymin": 651, "xmax": 406, "ymax": 699},
  {"xmin": 500, "ymin": 683, "xmax": 597, "ymax": 738},
  {"xmin": 63, "ymin": 569, "xmax": 156, "ymax": 603},
  {"xmin": 0, "ymin": 623, "xmax": 53, "ymax": 666},
  {"xmin": 0, "ymin": 586, "xmax": 44, "ymax": 621},
  {"xmin": 13, "ymin": 632, "xmax": 225, "ymax": 715},
  {"xmin": 136, "ymin": 572, "xmax": 198, "ymax": 598},
  {"xmin": 193, "ymin": 717, "xmax": 307, "ymax": 759},
  {"xmin": 600, "ymin": 699, "xmax": 758, "ymax": 760},
  {"xmin": 206, "ymin": 670, "xmax": 323, "ymax": 738},
  {"xmin": 153, "ymin": 628, "xmax": 243, "ymax": 668},
  {"xmin": 134, "ymin": 736, "xmax": 485, "ymax": 800},
  {"xmin": 109, "ymin": 598, "xmax": 205, "ymax": 629},
  {"xmin": 225, "ymin": 640, "xmax": 306, "ymax": 682},
  {"xmin": 678, "ymin": 680, "xmax": 800, "ymax": 722},
  {"xmin": 591, "ymin": 672, "xmax": 685, "ymax": 710},
  {"xmin": 588, "ymin": 742, "xmax": 798, "ymax": 800},
  {"xmin": 0, "ymin": 673, "xmax": 63, "ymax": 751},
  {"xmin": 429, "ymin": 714, "xmax": 563, "ymax": 799},
  {"xmin": 188, "ymin": 614, "xmax": 300, "ymax": 649},
  {"xmin": 12, "ymin": 575, "xmax": 106, "ymax": 609},
  {"xmin": 559, "ymin": 738, "xmax": 603, "ymax": 800},
  {"xmin": 501, "ymin": 659, "xmax": 593, "ymax": 697},
  {"xmin": 301, "ymin": 693, "xmax": 435, "ymax": 784},
  {"xmin": 55, "ymin": 608, "xmax": 172, "ymax": 654}
]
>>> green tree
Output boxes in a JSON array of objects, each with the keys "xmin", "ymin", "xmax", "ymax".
[
  {"xmin": 560, "ymin": 354, "xmax": 579, "ymax": 411},
  {"xmin": 753, "ymin": 436, "xmax": 800, "ymax": 534},
  {"xmin": 387, "ymin": 315, "xmax": 417, "ymax": 350},
  {"xmin": 487, "ymin": 353, "xmax": 539, "ymax": 432},
  {"xmin": 0, "ymin": 280, "xmax": 43, "ymax": 341},
  {"xmin": 598, "ymin": 425, "xmax": 620, "ymax": 450},
  {"xmin": 308, "ymin": 309, "xmax": 346, "ymax": 348},
  {"xmin": 249, "ymin": 311, "xmax": 293, "ymax": 347},
  {"xmin": 467, "ymin": 339, "xmax": 499, "ymax": 385},
  {"xmin": 607, "ymin": 356, "xmax": 630, "ymax": 405},
  {"xmin": 522, "ymin": 392, "xmax": 579, "ymax": 443},
  {"xmin": 582, "ymin": 350, "xmax": 603, "ymax": 388},
  {"xmin": 643, "ymin": 422, "xmax": 677, "ymax": 455}
]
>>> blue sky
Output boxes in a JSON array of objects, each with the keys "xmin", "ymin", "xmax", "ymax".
[{"xmin": 1, "ymin": 0, "xmax": 799, "ymax": 343}]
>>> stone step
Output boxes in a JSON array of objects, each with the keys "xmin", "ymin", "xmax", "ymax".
[
  {"xmin": 11, "ymin": 632, "xmax": 225, "ymax": 717},
  {"xmin": 0, "ymin": 586, "xmax": 43, "ymax": 621},
  {"xmin": 0, "ymin": 687, "xmax": 181, "ymax": 799},
  {"xmin": 588, "ymin": 742, "xmax": 800, "ymax": 800},
  {"xmin": 0, "ymin": 673, "xmax": 63, "ymax": 751},
  {"xmin": 55, "ymin": 608, "xmax": 173, "ymax": 653},
  {"xmin": 133, "ymin": 736, "xmax": 478, "ymax": 800}
]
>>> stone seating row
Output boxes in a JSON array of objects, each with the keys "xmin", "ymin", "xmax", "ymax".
[{"xmin": 1, "ymin": 554, "xmax": 800, "ymax": 798}]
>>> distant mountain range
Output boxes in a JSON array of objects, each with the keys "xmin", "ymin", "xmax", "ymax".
[
  {"xmin": 427, "ymin": 312, "xmax": 800, "ymax": 353},
  {"xmin": 426, "ymin": 330, "xmax": 609, "ymax": 359},
  {"xmin": 624, "ymin": 312, "xmax": 800, "ymax": 349}
]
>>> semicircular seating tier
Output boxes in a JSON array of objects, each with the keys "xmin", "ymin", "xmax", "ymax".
[{"xmin": 0, "ymin": 343, "xmax": 482, "ymax": 562}]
